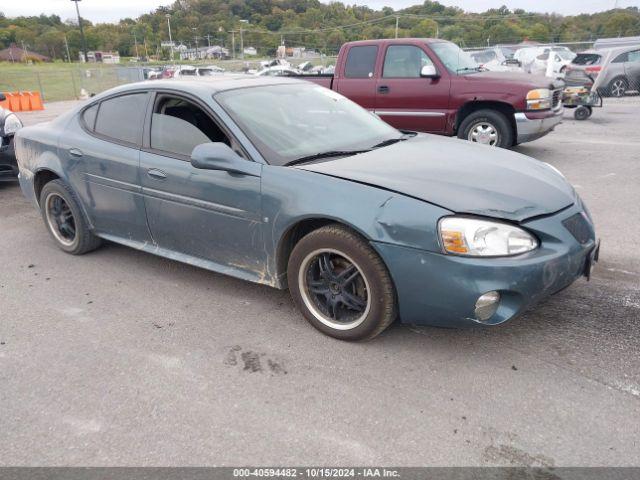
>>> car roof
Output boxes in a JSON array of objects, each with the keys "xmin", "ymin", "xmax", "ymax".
[
  {"xmin": 344, "ymin": 38, "xmax": 451, "ymax": 47},
  {"xmin": 92, "ymin": 75, "xmax": 306, "ymax": 99}
]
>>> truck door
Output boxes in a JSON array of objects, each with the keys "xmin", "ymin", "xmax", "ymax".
[
  {"xmin": 375, "ymin": 44, "xmax": 450, "ymax": 133},
  {"xmin": 333, "ymin": 45, "xmax": 379, "ymax": 112}
]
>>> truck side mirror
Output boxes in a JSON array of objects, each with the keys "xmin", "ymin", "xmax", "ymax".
[{"xmin": 420, "ymin": 65, "xmax": 439, "ymax": 78}]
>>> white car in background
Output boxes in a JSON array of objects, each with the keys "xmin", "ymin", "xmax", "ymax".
[
  {"xmin": 468, "ymin": 47, "xmax": 523, "ymax": 72},
  {"xmin": 173, "ymin": 65, "xmax": 225, "ymax": 77},
  {"xmin": 515, "ymin": 46, "xmax": 576, "ymax": 77},
  {"xmin": 255, "ymin": 66, "xmax": 302, "ymax": 77}
]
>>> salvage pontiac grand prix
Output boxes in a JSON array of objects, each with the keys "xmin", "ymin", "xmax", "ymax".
[{"xmin": 15, "ymin": 77, "xmax": 599, "ymax": 340}]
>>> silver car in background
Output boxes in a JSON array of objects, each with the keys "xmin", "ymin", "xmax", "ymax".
[{"xmin": 565, "ymin": 45, "xmax": 640, "ymax": 97}]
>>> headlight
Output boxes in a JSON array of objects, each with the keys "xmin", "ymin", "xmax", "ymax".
[
  {"xmin": 439, "ymin": 217, "xmax": 538, "ymax": 257},
  {"xmin": 526, "ymin": 88, "xmax": 552, "ymax": 110},
  {"xmin": 2, "ymin": 113, "xmax": 23, "ymax": 136}
]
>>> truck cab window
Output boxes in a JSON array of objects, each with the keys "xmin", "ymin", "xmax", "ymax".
[
  {"xmin": 383, "ymin": 45, "xmax": 434, "ymax": 78},
  {"xmin": 344, "ymin": 46, "xmax": 378, "ymax": 78}
]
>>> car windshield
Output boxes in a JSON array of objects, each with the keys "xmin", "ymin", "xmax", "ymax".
[
  {"xmin": 430, "ymin": 42, "xmax": 481, "ymax": 74},
  {"xmin": 572, "ymin": 53, "xmax": 602, "ymax": 65},
  {"xmin": 216, "ymin": 84, "xmax": 401, "ymax": 166}
]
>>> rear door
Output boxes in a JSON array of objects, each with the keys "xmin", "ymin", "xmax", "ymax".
[
  {"xmin": 624, "ymin": 49, "xmax": 640, "ymax": 91},
  {"xmin": 333, "ymin": 44, "xmax": 379, "ymax": 111},
  {"xmin": 139, "ymin": 91, "xmax": 263, "ymax": 272},
  {"xmin": 65, "ymin": 91, "xmax": 152, "ymax": 242},
  {"xmin": 375, "ymin": 44, "xmax": 449, "ymax": 133}
]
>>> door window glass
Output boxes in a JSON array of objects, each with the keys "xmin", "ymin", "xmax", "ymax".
[
  {"xmin": 627, "ymin": 50, "xmax": 640, "ymax": 62},
  {"xmin": 383, "ymin": 45, "xmax": 434, "ymax": 78},
  {"xmin": 150, "ymin": 96, "xmax": 230, "ymax": 157},
  {"xmin": 94, "ymin": 93, "xmax": 148, "ymax": 145},
  {"xmin": 344, "ymin": 46, "xmax": 378, "ymax": 78}
]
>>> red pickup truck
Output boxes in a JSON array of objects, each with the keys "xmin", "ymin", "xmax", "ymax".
[{"xmin": 302, "ymin": 38, "xmax": 564, "ymax": 148}]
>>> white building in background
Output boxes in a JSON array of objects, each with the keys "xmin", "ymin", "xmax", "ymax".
[
  {"xmin": 180, "ymin": 45, "xmax": 230, "ymax": 60},
  {"xmin": 80, "ymin": 51, "xmax": 121, "ymax": 63},
  {"xmin": 243, "ymin": 47, "xmax": 257, "ymax": 56}
]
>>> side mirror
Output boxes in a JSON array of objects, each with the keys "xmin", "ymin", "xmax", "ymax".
[
  {"xmin": 420, "ymin": 65, "xmax": 439, "ymax": 78},
  {"xmin": 190, "ymin": 143, "xmax": 261, "ymax": 177}
]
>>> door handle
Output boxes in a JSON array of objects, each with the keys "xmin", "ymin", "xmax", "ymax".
[
  {"xmin": 378, "ymin": 85, "xmax": 390, "ymax": 94},
  {"xmin": 68, "ymin": 148, "xmax": 83, "ymax": 157},
  {"xmin": 147, "ymin": 168, "xmax": 167, "ymax": 180}
]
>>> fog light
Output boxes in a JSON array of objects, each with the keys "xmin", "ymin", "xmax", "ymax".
[{"xmin": 475, "ymin": 291, "xmax": 500, "ymax": 322}]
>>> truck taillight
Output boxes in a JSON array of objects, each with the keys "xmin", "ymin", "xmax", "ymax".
[{"xmin": 585, "ymin": 66, "xmax": 602, "ymax": 75}]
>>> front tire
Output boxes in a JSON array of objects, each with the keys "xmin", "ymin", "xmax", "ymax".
[
  {"xmin": 40, "ymin": 179, "xmax": 101, "ymax": 255},
  {"xmin": 458, "ymin": 109, "xmax": 514, "ymax": 148},
  {"xmin": 287, "ymin": 224, "xmax": 397, "ymax": 341}
]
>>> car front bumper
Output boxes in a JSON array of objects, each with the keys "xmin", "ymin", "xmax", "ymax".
[
  {"xmin": 515, "ymin": 107, "xmax": 563, "ymax": 144},
  {"xmin": 0, "ymin": 135, "xmax": 18, "ymax": 182},
  {"xmin": 373, "ymin": 203, "xmax": 597, "ymax": 328}
]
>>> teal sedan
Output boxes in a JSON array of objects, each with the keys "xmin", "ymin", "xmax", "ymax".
[{"xmin": 15, "ymin": 76, "xmax": 598, "ymax": 340}]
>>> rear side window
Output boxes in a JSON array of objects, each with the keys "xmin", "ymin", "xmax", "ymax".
[
  {"xmin": 94, "ymin": 93, "xmax": 148, "ymax": 145},
  {"xmin": 82, "ymin": 104, "xmax": 98, "ymax": 130},
  {"xmin": 612, "ymin": 52, "xmax": 628, "ymax": 63},
  {"xmin": 572, "ymin": 54, "xmax": 601, "ymax": 65},
  {"xmin": 344, "ymin": 46, "xmax": 378, "ymax": 78},
  {"xmin": 627, "ymin": 50, "xmax": 640, "ymax": 62}
]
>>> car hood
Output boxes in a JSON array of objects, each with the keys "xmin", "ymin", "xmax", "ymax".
[
  {"xmin": 463, "ymin": 71, "xmax": 564, "ymax": 90},
  {"xmin": 297, "ymin": 134, "xmax": 576, "ymax": 222}
]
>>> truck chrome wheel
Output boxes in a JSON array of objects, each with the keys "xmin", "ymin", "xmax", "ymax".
[
  {"xmin": 468, "ymin": 122, "xmax": 499, "ymax": 146},
  {"xmin": 298, "ymin": 248, "xmax": 371, "ymax": 331},
  {"xmin": 44, "ymin": 192, "xmax": 77, "ymax": 247}
]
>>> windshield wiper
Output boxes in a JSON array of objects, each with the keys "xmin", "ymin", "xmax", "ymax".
[
  {"xmin": 284, "ymin": 150, "xmax": 371, "ymax": 167},
  {"xmin": 371, "ymin": 133, "xmax": 413, "ymax": 149}
]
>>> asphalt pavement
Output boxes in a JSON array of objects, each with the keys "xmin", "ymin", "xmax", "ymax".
[{"xmin": 1, "ymin": 98, "xmax": 639, "ymax": 466}]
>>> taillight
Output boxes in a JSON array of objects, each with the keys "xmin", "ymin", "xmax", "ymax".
[{"xmin": 585, "ymin": 66, "xmax": 601, "ymax": 75}]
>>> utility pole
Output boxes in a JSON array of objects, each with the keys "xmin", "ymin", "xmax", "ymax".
[
  {"xmin": 239, "ymin": 20, "xmax": 249, "ymax": 60},
  {"xmin": 64, "ymin": 34, "xmax": 71, "ymax": 62},
  {"xmin": 166, "ymin": 14, "xmax": 174, "ymax": 61},
  {"xmin": 206, "ymin": 34, "xmax": 211, "ymax": 47},
  {"xmin": 21, "ymin": 41, "xmax": 28, "ymax": 62},
  {"xmin": 133, "ymin": 31, "xmax": 140, "ymax": 60},
  {"xmin": 230, "ymin": 30, "xmax": 237, "ymax": 59},
  {"xmin": 395, "ymin": 16, "xmax": 399, "ymax": 39},
  {"xmin": 71, "ymin": 0, "xmax": 89, "ymax": 63},
  {"xmin": 193, "ymin": 28, "xmax": 199, "ymax": 60}
]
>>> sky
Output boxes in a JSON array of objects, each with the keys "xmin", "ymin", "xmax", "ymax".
[{"xmin": 1, "ymin": 0, "xmax": 638, "ymax": 23}]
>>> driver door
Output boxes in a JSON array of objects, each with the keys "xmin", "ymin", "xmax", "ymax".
[
  {"xmin": 375, "ymin": 44, "xmax": 449, "ymax": 133},
  {"xmin": 139, "ymin": 92, "xmax": 264, "ymax": 273}
]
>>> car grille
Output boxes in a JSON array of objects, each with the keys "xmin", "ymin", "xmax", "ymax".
[
  {"xmin": 563, "ymin": 213, "xmax": 592, "ymax": 245},
  {"xmin": 552, "ymin": 89, "xmax": 562, "ymax": 108}
]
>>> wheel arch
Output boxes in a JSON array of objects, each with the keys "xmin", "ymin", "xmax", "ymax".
[
  {"xmin": 274, "ymin": 216, "xmax": 373, "ymax": 288},
  {"xmin": 455, "ymin": 101, "xmax": 517, "ymax": 139},
  {"xmin": 33, "ymin": 168, "xmax": 61, "ymax": 206}
]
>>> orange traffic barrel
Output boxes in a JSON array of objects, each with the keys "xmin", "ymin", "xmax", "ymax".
[
  {"xmin": 28, "ymin": 92, "xmax": 44, "ymax": 111},
  {"xmin": 19, "ymin": 92, "xmax": 31, "ymax": 111},
  {"xmin": 7, "ymin": 93, "xmax": 21, "ymax": 111}
]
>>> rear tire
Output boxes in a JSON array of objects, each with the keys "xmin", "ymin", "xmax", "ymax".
[
  {"xmin": 458, "ymin": 109, "xmax": 514, "ymax": 148},
  {"xmin": 39, "ymin": 179, "xmax": 101, "ymax": 255},
  {"xmin": 287, "ymin": 224, "xmax": 397, "ymax": 341},
  {"xmin": 607, "ymin": 77, "xmax": 628, "ymax": 98}
]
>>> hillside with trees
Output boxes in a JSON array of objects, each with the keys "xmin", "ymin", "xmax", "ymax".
[{"xmin": 1, "ymin": 0, "xmax": 639, "ymax": 60}]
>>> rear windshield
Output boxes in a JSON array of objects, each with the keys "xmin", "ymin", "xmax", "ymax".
[{"xmin": 572, "ymin": 54, "xmax": 601, "ymax": 65}]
